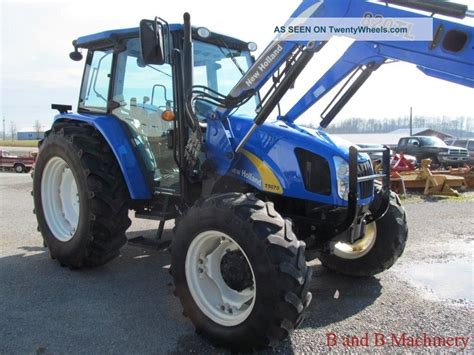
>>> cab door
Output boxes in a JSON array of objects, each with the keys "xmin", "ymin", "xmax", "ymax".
[
  {"xmin": 111, "ymin": 37, "xmax": 179, "ymax": 190},
  {"xmin": 468, "ymin": 141, "xmax": 474, "ymax": 164},
  {"xmin": 405, "ymin": 137, "xmax": 421, "ymax": 157}
]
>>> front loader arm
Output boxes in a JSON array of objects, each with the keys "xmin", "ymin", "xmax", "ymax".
[
  {"xmin": 218, "ymin": 0, "xmax": 336, "ymax": 113},
  {"xmin": 217, "ymin": 0, "xmax": 473, "ymax": 133},
  {"xmin": 284, "ymin": 0, "xmax": 474, "ymax": 125},
  {"xmin": 285, "ymin": 41, "xmax": 386, "ymax": 124}
]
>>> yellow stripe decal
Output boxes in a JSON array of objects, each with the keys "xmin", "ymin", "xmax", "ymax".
[{"xmin": 242, "ymin": 150, "xmax": 283, "ymax": 194}]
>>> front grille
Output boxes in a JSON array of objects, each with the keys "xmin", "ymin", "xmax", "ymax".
[
  {"xmin": 448, "ymin": 149, "xmax": 468, "ymax": 157},
  {"xmin": 295, "ymin": 148, "xmax": 331, "ymax": 195},
  {"xmin": 357, "ymin": 160, "xmax": 374, "ymax": 199}
]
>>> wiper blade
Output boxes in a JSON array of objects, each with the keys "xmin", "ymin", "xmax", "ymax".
[
  {"xmin": 218, "ymin": 39, "xmax": 246, "ymax": 76},
  {"xmin": 147, "ymin": 65, "xmax": 172, "ymax": 78}
]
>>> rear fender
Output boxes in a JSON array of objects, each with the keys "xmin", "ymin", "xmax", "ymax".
[{"xmin": 52, "ymin": 113, "xmax": 152, "ymax": 200}]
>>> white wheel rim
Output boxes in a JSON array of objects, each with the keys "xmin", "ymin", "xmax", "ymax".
[
  {"xmin": 41, "ymin": 157, "xmax": 80, "ymax": 242},
  {"xmin": 185, "ymin": 231, "xmax": 256, "ymax": 327},
  {"xmin": 332, "ymin": 221, "xmax": 377, "ymax": 260}
]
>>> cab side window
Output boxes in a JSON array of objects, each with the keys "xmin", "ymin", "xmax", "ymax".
[
  {"xmin": 468, "ymin": 141, "xmax": 474, "ymax": 151},
  {"xmin": 112, "ymin": 38, "xmax": 178, "ymax": 190},
  {"xmin": 79, "ymin": 49, "xmax": 113, "ymax": 112},
  {"xmin": 113, "ymin": 38, "xmax": 174, "ymax": 138}
]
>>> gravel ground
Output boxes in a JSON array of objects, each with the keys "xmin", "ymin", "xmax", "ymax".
[{"xmin": 0, "ymin": 171, "xmax": 472, "ymax": 354}]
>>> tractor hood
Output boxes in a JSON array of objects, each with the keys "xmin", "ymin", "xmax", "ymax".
[
  {"xmin": 228, "ymin": 115, "xmax": 369, "ymax": 163},
  {"xmin": 224, "ymin": 114, "xmax": 372, "ymax": 206}
]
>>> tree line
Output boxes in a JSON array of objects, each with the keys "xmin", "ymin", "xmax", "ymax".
[
  {"xmin": 0, "ymin": 120, "xmax": 43, "ymax": 141},
  {"xmin": 306, "ymin": 116, "xmax": 474, "ymax": 137}
]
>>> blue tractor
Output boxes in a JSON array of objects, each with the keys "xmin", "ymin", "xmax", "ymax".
[{"xmin": 33, "ymin": 0, "xmax": 473, "ymax": 351}]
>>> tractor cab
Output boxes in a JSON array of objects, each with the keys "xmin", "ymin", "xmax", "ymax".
[{"xmin": 70, "ymin": 23, "xmax": 258, "ymax": 191}]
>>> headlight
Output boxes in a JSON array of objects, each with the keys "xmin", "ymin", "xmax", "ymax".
[
  {"xmin": 197, "ymin": 27, "xmax": 211, "ymax": 39},
  {"xmin": 333, "ymin": 156, "xmax": 349, "ymax": 201},
  {"xmin": 248, "ymin": 42, "xmax": 258, "ymax": 51}
]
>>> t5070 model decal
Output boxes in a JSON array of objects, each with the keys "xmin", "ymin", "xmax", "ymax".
[{"xmin": 231, "ymin": 149, "xmax": 283, "ymax": 194}]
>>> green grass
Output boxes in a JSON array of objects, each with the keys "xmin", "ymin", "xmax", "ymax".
[
  {"xmin": 0, "ymin": 140, "xmax": 39, "ymax": 148},
  {"xmin": 402, "ymin": 189, "xmax": 474, "ymax": 204}
]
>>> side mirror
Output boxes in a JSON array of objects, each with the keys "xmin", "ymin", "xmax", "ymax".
[
  {"xmin": 69, "ymin": 41, "xmax": 83, "ymax": 61},
  {"xmin": 139, "ymin": 19, "xmax": 166, "ymax": 65},
  {"xmin": 69, "ymin": 50, "xmax": 83, "ymax": 61}
]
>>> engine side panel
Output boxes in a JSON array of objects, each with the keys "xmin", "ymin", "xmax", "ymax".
[{"xmin": 225, "ymin": 115, "xmax": 373, "ymax": 207}]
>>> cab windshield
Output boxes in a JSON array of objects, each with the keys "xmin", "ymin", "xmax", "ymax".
[
  {"xmin": 420, "ymin": 136, "xmax": 447, "ymax": 147},
  {"xmin": 193, "ymin": 40, "xmax": 257, "ymax": 118}
]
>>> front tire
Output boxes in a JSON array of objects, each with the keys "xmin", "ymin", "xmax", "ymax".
[
  {"xmin": 171, "ymin": 193, "xmax": 312, "ymax": 352},
  {"xmin": 33, "ymin": 122, "xmax": 131, "ymax": 268},
  {"xmin": 429, "ymin": 155, "xmax": 441, "ymax": 170},
  {"xmin": 319, "ymin": 190, "xmax": 408, "ymax": 277},
  {"xmin": 14, "ymin": 164, "xmax": 25, "ymax": 173}
]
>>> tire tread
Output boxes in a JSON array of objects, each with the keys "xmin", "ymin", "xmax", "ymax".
[
  {"xmin": 172, "ymin": 193, "xmax": 312, "ymax": 352},
  {"xmin": 35, "ymin": 122, "xmax": 130, "ymax": 268}
]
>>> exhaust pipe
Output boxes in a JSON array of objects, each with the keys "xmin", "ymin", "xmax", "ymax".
[{"xmin": 380, "ymin": 0, "xmax": 470, "ymax": 19}]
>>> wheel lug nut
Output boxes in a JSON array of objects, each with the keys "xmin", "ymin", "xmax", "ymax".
[
  {"xmin": 220, "ymin": 305, "xmax": 225, "ymax": 311},
  {"xmin": 198, "ymin": 268, "xmax": 203, "ymax": 273}
]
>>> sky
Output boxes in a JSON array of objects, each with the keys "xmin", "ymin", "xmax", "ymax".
[{"xmin": 1, "ymin": 0, "xmax": 473, "ymax": 132}]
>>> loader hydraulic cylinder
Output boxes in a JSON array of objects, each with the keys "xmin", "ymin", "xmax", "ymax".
[
  {"xmin": 381, "ymin": 0, "xmax": 469, "ymax": 19},
  {"xmin": 320, "ymin": 62, "xmax": 378, "ymax": 128},
  {"xmin": 235, "ymin": 42, "xmax": 323, "ymax": 153}
]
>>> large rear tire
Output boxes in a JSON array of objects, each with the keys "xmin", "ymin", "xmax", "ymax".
[
  {"xmin": 33, "ymin": 122, "xmax": 131, "ymax": 268},
  {"xmin": 319, "ymin": 190, "xmax": 408, "ymax": 277},
  {"xmin": 171, "ymin": 193, "xmax": 312, "ymax": 352}
]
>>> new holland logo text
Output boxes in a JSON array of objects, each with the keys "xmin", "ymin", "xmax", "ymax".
[
  {"xmin": 245, "ymin": 43, "xmax": 284, "ymax": 88},
  {"xmin": 231, "ymin": 168, "xmax": 262, "ymax": 186}
]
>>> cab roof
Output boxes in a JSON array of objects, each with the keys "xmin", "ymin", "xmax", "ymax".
[{"xmin": 74, "ymin": 24, "xmax": 249, "ymax": 51}]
